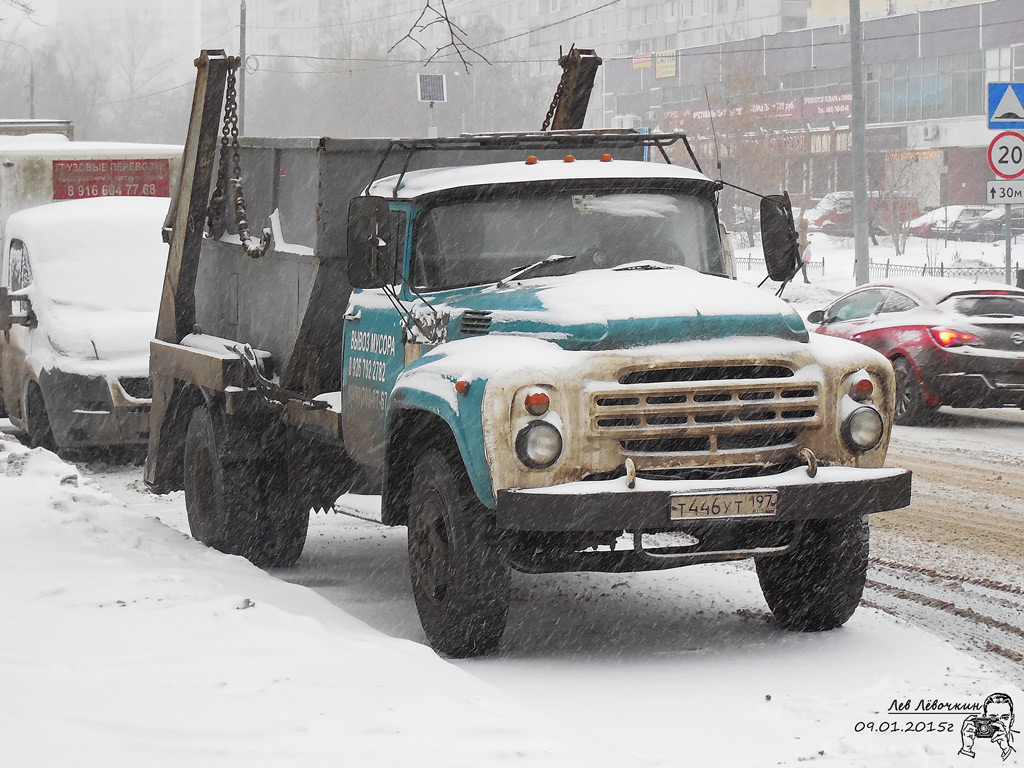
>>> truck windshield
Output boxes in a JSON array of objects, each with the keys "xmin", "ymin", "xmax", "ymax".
[{"xmin": 411, "ymin": 191, "xmax": 725, "ymax": 290}]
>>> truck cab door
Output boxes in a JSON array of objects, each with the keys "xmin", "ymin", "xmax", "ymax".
[{"xmin": 341, "ymin": 206, "xmax": 408, "ymax": 467}]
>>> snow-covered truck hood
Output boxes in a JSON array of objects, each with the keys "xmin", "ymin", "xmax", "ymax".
[{"xmin": 439, "ymin": 267, "xmax": 808, "ymax": 349}]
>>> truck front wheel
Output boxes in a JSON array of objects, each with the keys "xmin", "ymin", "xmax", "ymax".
[
  {"xmin": 184, "ymin": 406, "xmax": 308, "ymax": 569},
  {"xmin": 407, "ymin": 449, "xmax": 511, "ymax": 658},
  {"xmin": 755, "ymin": 516, "xmax": 869, "ymax": 631}
]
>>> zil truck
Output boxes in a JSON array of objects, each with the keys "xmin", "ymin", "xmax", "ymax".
[{"xmin": 146, "ymin": 52, "xmax": 911, "ymax": 657}]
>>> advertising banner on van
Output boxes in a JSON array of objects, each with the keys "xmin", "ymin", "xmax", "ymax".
[{"xmin": 52, "ymin": 159, "xmax": 171, "ymax": 200}]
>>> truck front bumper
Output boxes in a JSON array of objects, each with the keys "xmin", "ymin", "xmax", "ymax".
[{"xmin": 496, "ymin": 466, "xmax": 911, "ymax": 532}]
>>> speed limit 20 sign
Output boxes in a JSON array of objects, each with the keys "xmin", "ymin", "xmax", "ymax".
[{"xmin": 988, "ymin": 131, "xmax": 1024, "ymax": 179}]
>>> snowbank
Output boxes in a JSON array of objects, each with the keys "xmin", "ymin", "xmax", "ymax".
[{"xmin": 0, "ymin": 434, "xmax": 615, "ymax": 768}]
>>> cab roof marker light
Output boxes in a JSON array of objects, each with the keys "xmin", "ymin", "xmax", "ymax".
[
  {"xmin": 525, "ymin": 155, "xmax": 538, "ymax": 165},
  {"xmin": 564, "ymin": 155, "xmax": 575, "ymax": 163},
  {"xmin": 601, "ymin": 153, "xmax": 613, "ymax": 162}
]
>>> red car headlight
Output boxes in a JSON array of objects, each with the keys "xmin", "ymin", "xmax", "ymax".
[{"xmin": 929, "ymin": 328, "xmax": 983, "ymax": 348}]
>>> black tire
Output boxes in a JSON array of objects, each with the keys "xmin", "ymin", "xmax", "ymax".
[
  {"xmin": 755, "ymin": 516, "xmax": 869, "ymax": 632},
  {"xmin": 25, "ymin": 382, "xmax": 56, "ymax": 452},
  {"xmin": 407, "ymin": 449, "xmax": 511, "ymax": 658},
  {"xmin": 892, "ymin": 357, "xmax": 936, "ymax": 426},
  {"xmin": 183, "ymin": 406, "xmax": 308, "ymax": 568}
]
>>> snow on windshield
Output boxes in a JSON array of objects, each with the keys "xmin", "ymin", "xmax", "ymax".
[
  {"xmin": 411, "ymin": 191, "xmax": 724, "ymax": 290},
  {"xmin": 572, "ymin": 193, "xmax": 683, "ymax": 218}
]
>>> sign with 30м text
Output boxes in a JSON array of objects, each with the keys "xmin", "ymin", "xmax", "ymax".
[{"xmin": 52, "ymin": 159, "xmax": 171, "ymax": 200}]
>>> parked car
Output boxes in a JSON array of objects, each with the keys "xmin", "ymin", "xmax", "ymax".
[
  {"xmin": 806, "ymin": 278, "xmax": 1024, "ymax": 425},
  {"xmin": 804, "ymin": 191, "xmax": 918, "ymax": 237},
  {"xmin": 960, "ymin": 207, "xmax": 1024, "ymax": 241},
  {"xmin": 0, "ymin": 196, "xmax": 169, "ymax": 451},
  {"xmin": 906, "ymin": 205, "xmax": 995, "ymax": 239}
]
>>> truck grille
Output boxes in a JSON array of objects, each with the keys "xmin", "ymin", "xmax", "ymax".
[
  {"xmin": 460, "ymin": 310, "xmax": 492, "ymax": 335},
  {"xmin": 591, "ymin": 363, "xmax": 819, "ymax": 465}
]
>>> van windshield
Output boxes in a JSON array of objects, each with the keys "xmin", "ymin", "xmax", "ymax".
[{"xmin": 411, "ymin": 191, "xmax": 725, "ymax": 290}]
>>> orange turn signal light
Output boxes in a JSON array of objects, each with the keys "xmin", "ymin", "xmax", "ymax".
[
  {"xmin": 455, "ymin": 380, "xmax": 471, "ymax": 396},
  {"xmin": 524, "ymin": 391, "xmax": 550, "ymax": 416},
  {"xmin": 851, "ymin": 378, "xmax": 874, "ymax": 401}
]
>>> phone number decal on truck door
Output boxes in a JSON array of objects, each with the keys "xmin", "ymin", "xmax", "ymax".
[{"xmin": 52, "ymin": 159, "xmax": 171, "ymax": 200}]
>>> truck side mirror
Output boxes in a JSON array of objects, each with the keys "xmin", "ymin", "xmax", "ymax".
[
  {"xmin": 347, "ymin": 196, "xmax": 394, "ymax": 289},
  {"xmin": 760, "ymin": 193, "xmax": 801, "ymax": 284},
  {"xmin": 0, "ymin": 287, "xmax": 35, "ymax": 333}
]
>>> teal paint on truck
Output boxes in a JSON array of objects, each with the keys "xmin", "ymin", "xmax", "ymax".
[{"xmin": 388, "ymin": 362, "xmax": 493, "ymax": 508}]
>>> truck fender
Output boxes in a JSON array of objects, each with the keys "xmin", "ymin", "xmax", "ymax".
[
  {"xmin": 146, "ymin": 380, "xmax": 209, "ymax": 493},
  {"xmin": 382, "ymin": 381, "xmax": 493, "ymax": 527}
]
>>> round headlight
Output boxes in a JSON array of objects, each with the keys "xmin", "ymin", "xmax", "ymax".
[
  {"xmin": 842, "ymin": 406, "xmax": 884, "ymax": 452},
  {"xmin": 515, "ymin": 421, "xmax": 563, "ymax": 469}
]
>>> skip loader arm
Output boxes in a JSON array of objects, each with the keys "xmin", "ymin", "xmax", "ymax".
[
  {"xmin": 145, "ymin": 50, "xmax": 230, "ymax": 490},
  {"xmin": 549, "ymin": 47, "xmax": 603, "ymax": 131}
]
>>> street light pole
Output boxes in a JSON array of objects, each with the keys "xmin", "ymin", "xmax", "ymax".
[
  {"xmin": 0, "ymin": 38, "xmax": 35, "ymax": 118},
  {"xmin": 850, "ymin": 0, "xmax": 870, "ymax": 285}
]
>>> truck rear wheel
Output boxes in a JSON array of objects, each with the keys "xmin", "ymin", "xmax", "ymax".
[
  {"xmin": 755, "ymin": 516, "xmax": 869, "ymax": 631},
  {"xmin": 184, "ymin": 406, "xmax": 308, "ymax": 569},
  {"xmin": 407, "ymin": 449, "xmax": 511, "ymax": 658}
]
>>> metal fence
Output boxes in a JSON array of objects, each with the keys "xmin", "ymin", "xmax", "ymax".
[
  {"xmin": 869, "ymin": 260, "xmax": 1019, "ymax": 281},
  {"xmin": 734, "ymin": 254, "xmax": 1016, "ymax": 283},
  {"xmin": 734, "ymin": 255, "xmax": 824, "ymax": 277}
]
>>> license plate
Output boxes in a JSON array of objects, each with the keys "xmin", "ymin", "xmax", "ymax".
[{"xmin": 670, "ymin": 491, "xmax": 779, "ymax": 520}]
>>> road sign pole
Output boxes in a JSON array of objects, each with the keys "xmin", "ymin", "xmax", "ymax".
[{"xmin": 1007, "ymin": 203, "xmax": 1014, "ymax": 285}]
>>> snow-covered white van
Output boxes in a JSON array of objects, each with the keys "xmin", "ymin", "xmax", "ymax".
[{"xmin": 0, "ymin": 196, "xmax": 169, "ymax": 451}]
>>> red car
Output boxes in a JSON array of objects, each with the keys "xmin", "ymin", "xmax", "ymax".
[{"xmin": 807, "ymin": 278, "xmax": 1024, "ymax": 425}]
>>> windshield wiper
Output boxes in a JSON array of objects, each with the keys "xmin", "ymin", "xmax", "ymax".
[
  {"xmin": 496, "ymin": 253, "xmax": 576, "ymax": 288},
  {"xmin": 613, "ymin": 260, "xmax": 675, "ymax": 271}
]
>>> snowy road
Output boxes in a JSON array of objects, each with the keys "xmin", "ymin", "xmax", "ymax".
[
  {"xmin": 868, "ymin": 407, "xmax": 1024, "ymax": 692},
  {"xmin": 40, "ymin": 404, "xmax": 1022, "ymax": 766}
]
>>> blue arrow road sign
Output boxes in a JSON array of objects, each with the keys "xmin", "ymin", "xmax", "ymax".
[{"xmin": 989, "ymin": 83, "xmax": 1024, "ymax": 129}]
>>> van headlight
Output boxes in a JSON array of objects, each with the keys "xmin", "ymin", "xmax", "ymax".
[
  {"xmin": 515, "ymin": 421, "xmax": 563, "ymax": 469},
  {"xmin": 842, "ymin": 406, "xmax": 884, "ymax": 452}
]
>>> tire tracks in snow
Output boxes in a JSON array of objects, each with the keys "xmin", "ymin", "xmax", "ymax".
[{"xmin": 863, "ymin": 415, "xmax": 1024, "ymax": 687}]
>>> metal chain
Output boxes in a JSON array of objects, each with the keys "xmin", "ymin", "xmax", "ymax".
[
  {"xmin": 222, "ymin": 57, "xmax": 270, "ymax": 258},
  {"xmin": 541, "ymin": 71, "xmax": 568, "ymax": 132},
  {"xmin": 205, "ymin": 61, "xmax": 236, "ymax": 236}
]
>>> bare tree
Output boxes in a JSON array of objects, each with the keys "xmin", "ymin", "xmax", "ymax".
[
  {"xmin": 389, "ymin": 0, "xmax": 489, "ymax": 73},
  {"xmin": 0, "ymin": 0, "xmax": 33, "ymax": 19},
  {"xmin": 682, "ymin": 50, "xmax": 789, "ymax": 246},
  {"xmin": 874, "ymin": 150, "xmax": 934, "ymax": 257}
]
